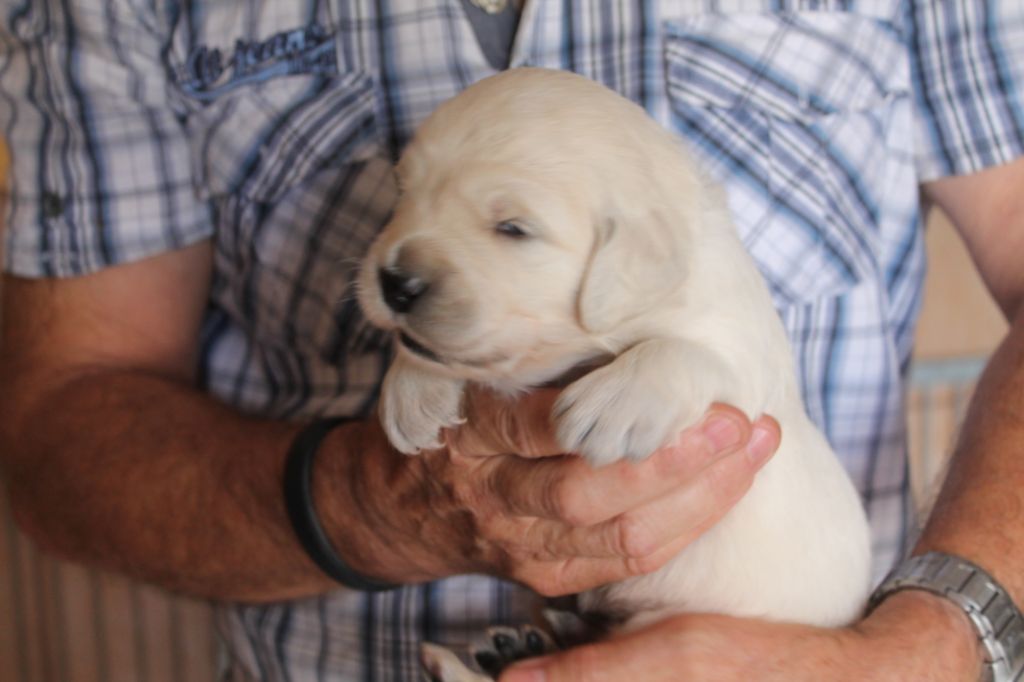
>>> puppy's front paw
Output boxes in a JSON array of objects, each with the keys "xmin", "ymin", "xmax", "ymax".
[
  {"xmin": 379, "ymin": 359, "xmax": 465, "ymax": 454},
  {"xmin": 554, "ymin": 339, "xmax": 733, "ymax": 467},
  {"xmin": 554, "ymin": 368, "xmax": 689, "ymax": 467}
]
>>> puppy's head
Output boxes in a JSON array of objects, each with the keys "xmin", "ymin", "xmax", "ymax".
[{"xmin": 358, "ymin": 68, "xmax": 705, "ymax": 384}]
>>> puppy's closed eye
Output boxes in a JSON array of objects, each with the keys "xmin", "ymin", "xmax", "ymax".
[{"xmin": 494, "ymin": 220, "xmax": 530, "ymax": 239}]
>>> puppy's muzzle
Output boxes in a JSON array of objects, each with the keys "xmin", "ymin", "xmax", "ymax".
[{"xmin": 379, "ymin": 266, "xmax": 430, "ymax": 314}]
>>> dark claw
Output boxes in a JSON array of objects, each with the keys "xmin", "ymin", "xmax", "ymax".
[
  {"xmin": 577, "ymin": 421, "xmax": 597, "ymax": 448},
  {"xmin": 525, "ymin": 630, "xmax": 546, "ymax": 656},
  {"xmin": 492, "ymin": 632, "xmax": 518, "ymax": 659},
  {"xmin": 474, "ymin": 650, "xmax": 503, "ymax": 677}
]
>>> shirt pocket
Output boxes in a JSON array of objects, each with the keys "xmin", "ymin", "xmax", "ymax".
[
  {"xmin": 663, "ymin": 11, "xmax": 910, "ymax": 309},
  {"xmin": 184, "ymin": 69, "xmax": 383, "ymax": 204},
  {"xmin": 182, "ymin": 69, "xmax": 396, "ymax": 368}
]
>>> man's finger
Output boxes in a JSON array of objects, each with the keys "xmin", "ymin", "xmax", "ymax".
[
  {"xmin": 483, "ymin": 407, "xmax": 771, "ymax": 526},
  {"xmin": 503, "ymin": 423, "xmax": 776, "ymax": 561},
  {"xmin": 594, "ymin": 419, "xmax": 779, "ymax": 557},
  {"xmin": 499, "ymin": 618, "xmax": 683, "ymax": 682},
  {"xmin": 511, "ymin": 540, "xmax": 688, "ymax": 597},
  {"xmin": 498, "ymin": 640, "xmax": 644, "ymax": 682}
]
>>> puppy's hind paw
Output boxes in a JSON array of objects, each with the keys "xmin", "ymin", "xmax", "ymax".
[
  {"xmin": 420, "ymin": 625, "xmax": 558, "ymax": 682},
  {"xmin": 471, "ymin": 625, "xmax": 557, "ymax": 675}
]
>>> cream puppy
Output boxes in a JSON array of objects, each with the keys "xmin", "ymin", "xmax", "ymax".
[{"xmin": 358, "ymin": 68, "xmax": 871, "ymax": 678}]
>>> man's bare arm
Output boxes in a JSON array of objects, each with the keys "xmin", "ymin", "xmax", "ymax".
[
  {"xmin": 0, "ymin": 241, "xmax": 339, "ymax": 601},
  {"xmin": 917, "ymin": 157, "xmax": 1024, "ymax": 603},
  {"xmin": 0, "ymin": 240, "xmax": 774, "ymax": 602}
]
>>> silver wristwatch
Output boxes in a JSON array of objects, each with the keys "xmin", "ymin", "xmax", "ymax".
[{"xmin": 870, "ymin": 552, "xmax": 1024, "ymax": 682}]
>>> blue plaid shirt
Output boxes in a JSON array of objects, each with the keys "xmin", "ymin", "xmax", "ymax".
[{"xmin": 3, "ymin": 1, "xmax": 1023, "ymax": 679}]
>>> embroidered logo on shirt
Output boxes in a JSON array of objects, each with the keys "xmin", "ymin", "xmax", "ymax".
[{"xmin": 180, "ymin": 23, "xmax": 337, "ymax": 101}]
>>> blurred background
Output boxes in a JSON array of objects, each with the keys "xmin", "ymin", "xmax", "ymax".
[{"xmin": 0, "ymin": 140, "xmax": 1009, "ymax": 681}]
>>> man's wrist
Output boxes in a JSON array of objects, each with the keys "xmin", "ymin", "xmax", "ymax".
[
  {"xmin": 309, "ymin": 419, "xmax": 453, "ymax": 585},
  {"xmin": 308, "ymin": 420, "xmax": 397, "ymax": 581},
  {"xmin": 284, "ymin": 418, "xmax": 398, "ymax": 591},
  {"xmin": 871, "ymin": 551, "xmax": 1024, "ymax": 681},
  {"xmin": 859, "ymin": 589, "xmax": 984, "ymax": 681}
]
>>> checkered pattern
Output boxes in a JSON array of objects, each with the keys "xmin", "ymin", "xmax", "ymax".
[{"xmin": 2, "ymin": 1, "xmax": 1023, "ymax": 680}]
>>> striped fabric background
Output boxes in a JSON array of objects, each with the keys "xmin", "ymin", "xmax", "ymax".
[
  {"xmin": 905, "ymin": 358, "xmax": 987, "ymax": 523},
  {"xmin": 0, "ymin": 514, "xmax": 220, "ymax": 682},
  {"xmin": 0, "ymin": 357, "xmax": 980, "ymax": 682},
  {"xmin": 0, "ymin": 140, "xmax": 215, "ymax": 682}
]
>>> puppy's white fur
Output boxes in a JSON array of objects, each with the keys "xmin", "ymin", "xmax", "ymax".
[{"xmin": 358, "ymin": 68, "xmax": 871, "ymax": 632}]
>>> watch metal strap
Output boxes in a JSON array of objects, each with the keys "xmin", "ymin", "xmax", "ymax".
[{"xmin": 871, "ymin": 552, "xmax": 1024, "ymax": 682}]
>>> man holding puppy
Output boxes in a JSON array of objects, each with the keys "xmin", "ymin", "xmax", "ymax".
[{"xmin": 1, "ymin": 1, "xmax": 1022, "ymax": 681}]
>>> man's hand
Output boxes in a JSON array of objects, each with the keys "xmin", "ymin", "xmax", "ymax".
[
  {"xmin": 318, "ymin": 389, "xmax": 780, "ymax": 595},
  {"xmin": 499, "ymin": 590, "xmax": 982, "ymax": 681}
]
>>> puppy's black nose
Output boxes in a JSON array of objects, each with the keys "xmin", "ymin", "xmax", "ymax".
[{"xmin": 379, "ymin": 267, "xmax": 429, "ymax": 314}]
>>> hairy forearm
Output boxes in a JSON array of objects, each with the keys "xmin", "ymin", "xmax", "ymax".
[
  {"xmin": 0, "ymin": 367, "xmax": 347, "ymax": 602},
  {"xmin": 916, "ymin": 303, "xmax": 1024, "ymax": 602}
]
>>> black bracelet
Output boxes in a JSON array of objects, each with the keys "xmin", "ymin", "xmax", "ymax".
[{"xmin": 283, "ymin": 417, "xmax": 398, "ymax": 592}]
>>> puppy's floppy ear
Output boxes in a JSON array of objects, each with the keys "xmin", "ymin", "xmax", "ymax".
[{"xmin": 576, "ymin": 207, "xmax": 691, "ymax": 333}]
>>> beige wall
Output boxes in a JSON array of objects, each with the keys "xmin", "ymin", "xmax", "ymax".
[
  {"xmin": 914, "ymin": 210, "xmax": 1007, "ymax": 360},
  {"xmin": 906, "ymin": 209, "xmax": 1007, "ymax": 517}
]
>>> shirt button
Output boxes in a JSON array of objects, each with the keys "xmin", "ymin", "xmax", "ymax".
[{"xmin": 42, "ymin": 191, "xmax": 64, "ymax": 219}]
